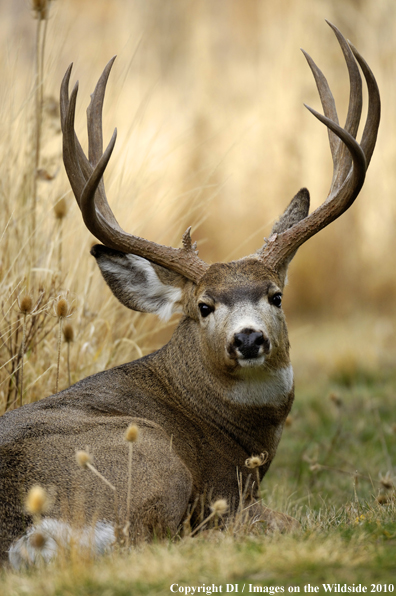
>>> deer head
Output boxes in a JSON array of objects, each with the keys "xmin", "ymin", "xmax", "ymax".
[{"xmin": 60, "ymin": 22, "xmax": 380, "ymax": 381}]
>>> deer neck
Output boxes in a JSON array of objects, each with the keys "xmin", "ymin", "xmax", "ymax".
[{"xmin": 155, "ymin": 316, "xmax": 294, "ymax": 452}]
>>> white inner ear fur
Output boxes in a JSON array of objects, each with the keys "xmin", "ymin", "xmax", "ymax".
[{"xmin": 98, "ymin": 254, "xmax": 183, "ymax": 321}]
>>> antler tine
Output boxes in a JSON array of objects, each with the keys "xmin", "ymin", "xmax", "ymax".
[
  {"xmin": 303, "ymin": 105, "xmax": 366, "ymax": 204},
  {"xmin": 61, "ymin": 62, "xmax": 209, "ymax": 284},
  {"xmin": 302, "ymin": 22, "xmax": 363, "ymax": 195},
  {"xmin": 61, "ymin": 65, "xmax": 96, "ymax": 207},
  {"xmin": 327, "ymin": 22, "xmax": 362, "ymax": 141},
  {"xmin": 258, "ymin": 24, "xmax": 380, "ymax": 271},
  {"xmin": 61, "ymin": 78, "xmax": 86, "ymax": 206},
  {"xmin": 61, "ymin": 60, "xmax": 120, "ymax": 229},
  {"xmin": 349, "ymin": 42, "xmax": 381, "ymax": 167},
  {"xmin": 85, "ymin": 56, "xmax": 120, "ymax": 227},
  {"xmin": 87, "ymin": 58, "xmax": 116, "ymax": 166},
  {"xmin": 301, "ymin": 49, "xmax": 340, "ymax": 165},
  {"xmin": 326, "ymin": 21, "xmax": 362, "ymax": 192},
  {"xmin": 80, "ymin": 128, "xmax": 118, "ymax": 238}
]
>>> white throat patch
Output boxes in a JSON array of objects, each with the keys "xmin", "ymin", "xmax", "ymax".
[{"xmin": 225, "ymin": 364, "xmax": 294, "ymax": 406}]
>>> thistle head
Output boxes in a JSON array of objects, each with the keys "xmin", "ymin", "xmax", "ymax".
[
  {"xmin": 63, "ymin": 323, "xmax": 74, "ymax": 343},
  {"xmin": 32, "ymin": 0, "xmax": 49, "ymax": 20},
  {"xmin": 25, "ymin": 485, "xmax": 49, "ymax": 515},
  {"xmin": 29, "ymin": 531, "xmax": 47, "ymax": 550},
  {"xmin": 54, "ymin": 197, "xmax": 68, "ymax": 221},
  {"xmin": 125, "ymin": 424, "xmax": 139, "ymax": 443},
  {"xmin": 210, "ymin": 499, "xmax": 228, "ymax": 516},
  {"xmin": 19, "ymin": 295, "xmax": 33, "ymax": 314},
  {"xmin": 245, "ymin": 452, "xmax": 269, "ymax": 469},
  {"xmin": 379, "ymin": 472, "xmax": 394, "ymax": 490},
  {"xmin": 75, "ymin": 450, "xmax": 92, "ymax": 469},
  {"xmin": 56, "ymin": 297, "xmax": 69, "ymax": 319},
  {"xmin": 329, "ymin": 392, "xmax": 343, "ymax": 408}
]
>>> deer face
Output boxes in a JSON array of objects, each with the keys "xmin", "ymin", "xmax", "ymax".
[
  {"xmin": 194, "ymin": 260, "xmax": 289, "ymax": 375},
  {"xmin": 93, "ymin": 247, "xmax": 290, "ymax": 378}
]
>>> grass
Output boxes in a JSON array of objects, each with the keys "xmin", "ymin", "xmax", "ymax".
[
  {"xmin": 1, "ymin": 0, "xmax": 396, "ymax": 592},
  {"xmin": 0, "ymin": 369, "xmax": 395, "ymax": 593}
]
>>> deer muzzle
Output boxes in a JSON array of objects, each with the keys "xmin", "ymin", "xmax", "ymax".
[{"xmin": 230, "ymin": 328, "xmax": 271, "ymax": 361}]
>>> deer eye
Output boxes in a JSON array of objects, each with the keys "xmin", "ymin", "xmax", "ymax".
[
  {"xmin": 198, "ymin": 303, "xmax": 214, "ymax": 318},
  {"xmin": 269, "ymin": 293, "xmax": 282, "ymax": 308}
]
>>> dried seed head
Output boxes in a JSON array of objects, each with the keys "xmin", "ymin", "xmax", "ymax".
[
  {"xmin": 32, "ymin": 0, "xmax": 48, "ymax": 19},
  {"xmin": 376, "ymin": 494, "xmax": 390, "ymax": 505},
  {"xmin": 329, "ymin": 393, "xmax": 343, "ymax": 407},
  {"xmin": 20, "ymin": 295, "xmax": 33, "ymax": 314},
  {"xmin": 37, "ymin": 169, "xmax": 56, "ymax": 181},
  {"xmin": 245, "ymin": 456, "xmax": 262, "ymax": 469},
  {"xmin": 54, "ymin": 197, "xmax": 67, "ymax": 220},
  {"xmin": 25, "ymin": 486, "xmax": 48, "ymax": 515},
  {"xmin": 56, "ymin": 297, "xmax": 69, "ymax": 319},
  {"xmin": 125, "ymin": 424, "xmax": 139, "ymax": 443},
  {"xmin": 63, "ymin": 323, "xmax": 74, "ymax": 343},
  {"xmin": 245, "ymin": 452, "xmax": 269, "ymax": 469},
  {"xmin": 76, "ymin": 450, "xmax": 92, "ymax": 469},
  {"xmin": 29, "ymin": 531, "xmax": 47, "ymax": 550},
  {"xmin": 379, "ymin": 472, "xmax": 394, "ymax": 490},
  {"xmin": 285, "ymin": 415, "xmax": 293, "ymax": 427},
  {"xmin": 210, "ymin": 499, "xmax": 228, "ymax": 516}
]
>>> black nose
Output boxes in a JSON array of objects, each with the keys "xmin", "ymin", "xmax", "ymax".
[{"xmin": 233, "ymin": 329, "xmax": 270, "ymax": 359}]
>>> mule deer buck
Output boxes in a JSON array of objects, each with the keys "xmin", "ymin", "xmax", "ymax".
[{"xmin": 0, "ymin": 22, "xmax": 380, "ymax": 564}]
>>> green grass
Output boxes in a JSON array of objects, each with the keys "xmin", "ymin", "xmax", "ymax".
[
  {"xmin": 1, "ymin": 370, "xmax": 395, "ymax": 594},
  {"xmin": 269, "ymin": 370, "xmax": 396, "ymax": 509}
]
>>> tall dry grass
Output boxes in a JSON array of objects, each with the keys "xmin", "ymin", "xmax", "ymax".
[{"xmin": 0, "ymin": 0, "xmax": 395, "ymax": 411}]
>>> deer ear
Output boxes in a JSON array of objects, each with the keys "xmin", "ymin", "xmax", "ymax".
[
  {"xmin": 91, "ymin": 245, "xmax": 189, "ymax": 321},
  {"xmin": 270, "ymin": 188, "xmax": 310, "ymax": 284},
  {"xmin": 271, "ymin": 188, "xmax": 310, "ymax": 236}
]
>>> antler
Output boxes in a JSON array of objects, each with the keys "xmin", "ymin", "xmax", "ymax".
[
  {"xmin": 258, "ymin": 21, "xmax": 380, "ymax": 270},
  {"xmin": 60, "ymin": 57, "xmax": 209, "ymax": 284}
]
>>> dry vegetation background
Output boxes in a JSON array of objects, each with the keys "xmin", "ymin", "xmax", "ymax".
[{"xmin": 0, "ymin": 0, "xmax": 395, "ymax": 411}]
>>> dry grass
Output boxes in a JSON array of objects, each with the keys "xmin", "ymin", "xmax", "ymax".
[
  {"xmin": 1, "ymin": 0, "xmax": 396, "ymax": 589},
  {"xmin": 2, "ymin": 499, "xmax": 396, "ymax": 592}
]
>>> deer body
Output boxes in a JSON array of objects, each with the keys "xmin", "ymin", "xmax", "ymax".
[
  {"xmin": 0, "ymin": 261, "xmax": 294, "ymax": 560},
  {"xmin": 0, "ymin": 22, "xmax": 380, "ymax": 564}
]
